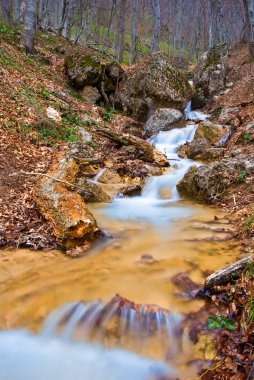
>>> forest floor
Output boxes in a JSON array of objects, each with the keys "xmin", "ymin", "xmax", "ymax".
[
  {"xmin": 0, "ymin": 26, "xmax": 146, "ymax": 249},
  {"xmin": 0, "ymin": 26, "xmax": 253, "ymax": 379}
]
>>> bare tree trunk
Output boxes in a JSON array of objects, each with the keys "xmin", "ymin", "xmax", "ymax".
[
  {"xmin": 58, "ymin": 0, "xmax": 69, "ymax": 36},
  {"xmin": 243, "ymin": 0, "xmax": 254, "ymax": 56},
  {"xmin": 25, "ymin": 0, "xmax": 36, "ymax": 55},
  {"xmin": 0, "ymin": 0, "xmax": 14, "ymax": 24},
  {"xmin": 151, "ymin": 0, "xmax": 160, "ymax": 52},
  {"xmin": 130, "ymin": 0, "xmax": 138, "ymax": 64},
  {"xmin": 116, "ymin": 0, "xmax": 126, "ymax": 62}
]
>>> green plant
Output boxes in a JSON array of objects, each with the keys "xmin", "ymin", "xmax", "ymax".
[
  {"xmin": 244, "ymin": 215, "xmax": 254, "ymax": 232},
  {"xmin": 244, "ymin": 296, "xmax": 254, "ymax": 324},
  {"xmin": 212, "ymin": 106, "xmax": 223, "ymax": 118},
  {"xmin": 37, "ymin": 86, "xmax": 51, "ymax": 100},
  {"xmin": 64, "ymin": 125, "xmax": 78, "ymax": 142},
  {"xmin": 243, "ymin": 132, "xmax": 250, "ymax": 143},
  {"xmin": 238, "ymin": 171, "xmax": 247, "ymax": 182},
  {"xmin": 102, "ymin": 111, "xmax": 112, "ymax": 122},
  {"xmin": 245, "ymin": 261, "xmax": 254, "ymax": 279},
  {"xmin": 88, "ymin": 141, "xmax": 98, "ymax": 148},
  {"xmin": 208, "ymin": 315, "xmax": 235, "ymax": 331}
]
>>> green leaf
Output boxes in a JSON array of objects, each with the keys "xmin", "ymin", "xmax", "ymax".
[{"xmin": 208, "ymin": 316, "xmax": 235, "ymax": 331}]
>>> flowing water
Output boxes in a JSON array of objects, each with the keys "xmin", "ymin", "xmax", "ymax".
[{"xmin": 0, "ymin": 115, "xmax": 240, "ymax": 379}]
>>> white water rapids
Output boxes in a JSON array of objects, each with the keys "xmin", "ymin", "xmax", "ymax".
[
  {"xmin": 102, "ymin": 123, "xmax": 199, "ymax": 223},
  {"xmin": 0, "ymin": 105, "xmax": 213, "ymax": 380}
]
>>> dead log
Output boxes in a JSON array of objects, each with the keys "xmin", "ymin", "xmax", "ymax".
[
  {"xmin": 204, "ymin": 256, "xmax": 253, "ymax": 289},
  {"xmin": 97, "ymin": 127, "xmax": 130, "ymax": 146},
  {"xmin": 96, "ymin": 127, "xmax": 168, "ymax": 166},
  {"xmin": 34, "ymin": 152, "xmax": 99, "ymax": 249}
]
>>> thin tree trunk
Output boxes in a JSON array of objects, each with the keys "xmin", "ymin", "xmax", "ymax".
[
  {"xmin": 25, "ymin": 0, "xmax": 36, "ymax": 55},
  {"xmin": 116, "ymin": 0, "xmax": 126, "ymax": 62},
  {"xmin": 0, "ymin": 0, "xmax": 14, "ymax": 24},
  {"xmin": 130, "ymin": 0, "xmax": 138, "ymax": 64},
  {"xmin": 58, "ymin": 0, "xmax": 69, "ymax": 36},
  {"xmin": 243, "ymin": 0, "xmax": 254, "ymax": 56},
  {"xmin": 151, "ymin": 0, "xmax": 160, "ymax": 52}
]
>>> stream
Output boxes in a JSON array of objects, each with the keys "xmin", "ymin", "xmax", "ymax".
[{"xmin": 0, "ymin": 111, "xmax": 240, "ymax": 379}]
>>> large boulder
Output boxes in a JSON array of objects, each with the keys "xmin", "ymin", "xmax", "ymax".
[
  {"xmin": 65, "ymin": 52, "xmax": 101, "ymax": 89},
  {"xmin": 145, "ymin": 108, "xmax": 184, "ymax": 133},
  {"xmin": 193, "ymin": 44, "xmax": 228, "ymax": 108},
  {"xmin": 79, "ymin": 85, "xmax": 101, "ymax": 104},
  {"xmin": 186, "ymin": 138, "xmax": 210, "ymax": 159},
  {"xmin": 34, "ymin": 153, "xmax": 99, "ymax": 249},
  {"xmin": 65, "ymin": 48, "xmax": 124, "ymax": 94},
  {"xmin": 194, "ymin": 120, "xmax": 229, "ymax": 145},
  {"xmin": 177, "ymin": 155, "xmax": 254, "ymax": 202},
  {"xmin": 115, "ymin": 53, "xmax": 192, "ymax": 121}
]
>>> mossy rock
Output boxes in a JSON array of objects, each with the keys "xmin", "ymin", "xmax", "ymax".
[
  {"xmin": 65, "ymin": 52, "xmax": 102, "ymax": 89},
  {"xmin": 194, "ymin": 121, "xmax": 228, "ymax": 145},
  {"xmin": 115, "ymin": 53, "xmax": 192, "ymax": 121},
  {"xmin": 177, "ymin": 155, "xmax": 254, "ymax": 202},
  {"xmin": 193, "ymin": 44, "xmax": 228, "ymax": 106}
]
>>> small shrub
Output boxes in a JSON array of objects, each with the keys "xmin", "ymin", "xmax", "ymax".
[
  {"xmin": 243, "ymin": 132, "xmax": 250, "ymax": 142},
  {"xmin": 245, "ymin": 261, "xmax": 254, "ymax": 279},
  {"xmin": 244, "ymin": 296, "xmax": 254, "ymax": 325},
  {"xmin": 238, "ymin": 171, "xmax": 247, "ymax": 182},
  {"xmin": 212, "ymin": 106, "xmax": 223, "ymax": 118},
  {"xmin": 102, "ymin": 111, "xmax": 112, "ymax": 122},
  {"xmin": 208, "ymin": 315, "xmax": 235, "ymax": 331},
  {"xmin": 244, "ymin": 215, "xmax": 254, "ymax": 232}
]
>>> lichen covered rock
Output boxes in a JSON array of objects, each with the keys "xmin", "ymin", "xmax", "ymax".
[
  {"xmin": 79, "ymin": 85, "xmax": 101, "ymax": 104},
  {"xmin": 145, "ymin": 108, "xmax": 184, "ymax": 133},
  {"xmin": 194, "ymin": 120, "xmax": 229, "ymax": 145},
  {"xmin": 76, "ymin": 178, "xmax": 111, "ymax": 203},
  {"xmin": 186, "ymin": 138, "xmax": 210, "ymax": 159},
  {"xmin": 193, "ymin": 44, "xmax": 228, "ymax": 107},
  {"xmin": 65, "ymin": 52, "xmax": 102, "ymax": 89},
  {"xmin": 34, "ymin": 153, "xmax": 99, "ymax": 249},
  {"xmin": 115, "ymin": 53, "xmax": 192, "ymax": 121},
  {"xmin": 177, "ymin": 155, "xmax": 254, "ymax": 201}
]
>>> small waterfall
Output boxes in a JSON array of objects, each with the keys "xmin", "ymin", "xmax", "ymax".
[
  {"xmin": 39, "ymin": 295, "xmax": 185, "ymax": 365},
  {"xmin": 93, "ymin": 168, "xmax": 106, "ymax": 183},
  {"xmin": 41, "ymin": 295, "xmax": 182, "ymax": 344},
  {"xmin": 142, "ymin": 124, "xmax": 197, "ymax": 201},
  {"xmin": 184, "ymin": 101, "xmax": 209, "ymax": 122}
]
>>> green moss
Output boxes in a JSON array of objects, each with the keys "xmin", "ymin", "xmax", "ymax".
[
  {"xmin": 204, "ymin": 44, "xmax": 227, "ymax": 70},
  {"xmin": 80, "ymin": 55, "xmax": 101, "ymax": 71},
  {"xmin": 65, "ymin": 55, "xmax": 75, "ymax": 69}
]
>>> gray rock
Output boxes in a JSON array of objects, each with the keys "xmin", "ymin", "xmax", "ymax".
[
  {"xmin": 186, "ymin": 138, "xmax": 210, "ymax": 159},
  {"xmin": 114, "ymin": 53, "xmax": 192, "ymax": 121},
  {"xmin": 78, "ymin": 127, "xmax": 92, "ymax": 143},
  {"xmin": 77, "ymin": 178, "xmax": 111, "ymax": 203},
  {"xmin": 194, "ymin": 120, "xmax": 229, "ymax": 145},
  {"xmin": 65, "ymin": 53, "xmax": 101, "ymax": 89},
  {"xmin": 145, "ymin": 108, "xmax": 183, "ymax": 133},
  {"xmin": 199, "ymin": 147, "xmax": 225, "ymax": 161},
  {"xmin": 79, "ymin": 85, "xmax": 101, "ymax": 104},
  {"xmin": 192, "ymin": 44, "xmax": 228, "ymax": 107},
  {"xmin": 177, "ymin": 155, "xmax": 254, "ymax": 201}
]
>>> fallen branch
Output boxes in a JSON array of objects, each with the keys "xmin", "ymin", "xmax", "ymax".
[
  {"xmin": 204, "ymin": 255, "xmax": 253, "ymax": 289},
  {"xmin": 96, "ymin": 127, "xmax": 130, "ymax": 146}
]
